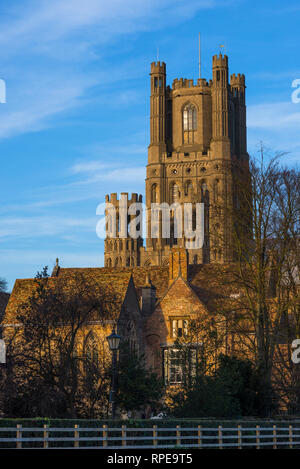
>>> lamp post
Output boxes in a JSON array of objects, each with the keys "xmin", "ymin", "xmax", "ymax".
[
  {"xmin": 0, "ymin": 337, "xmax": 6, "ymax": 366},
  {"xmin": 106, "ymin": 328, "xmax": 121, "ymax": 419}
]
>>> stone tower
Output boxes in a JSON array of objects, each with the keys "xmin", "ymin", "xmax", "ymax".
[
  {"xmin": 104, "ymin": 53, "xmax": 249, "ymax": 267},
  {"xmin": 104, "ymin": 193, "xmax": 143, "ymax": 267}
]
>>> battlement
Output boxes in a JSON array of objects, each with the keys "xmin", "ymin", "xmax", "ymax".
[
  {"xmin": 212, "ymin": 53, "xmax": 228, "ymax": 68},
  {"xmin": 105, "ymin": 192, "xmax": 143, "ymax": 205},
  {"xmin": 172, "ymin": 77, "xmax": 209, "ymax": 90},
  {"xmin": 150, "ymin": 61, "xmax": 166, "ymax": 75},
  {"xmin": 230, "ymin": 73, "xmax": 245, "ymax": 87}
]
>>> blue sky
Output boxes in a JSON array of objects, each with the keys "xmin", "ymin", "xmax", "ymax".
[{"xmin": 1, "ymin": 0, "xmax": 300, "ymax": 291}]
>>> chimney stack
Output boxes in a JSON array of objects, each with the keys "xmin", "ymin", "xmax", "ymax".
[
  {"xmin": 141, "ymin": 273, "xmax": 156, "ymax": 316},
  {"xmin": 169, "ymin": 247, "xmax": 189, "ymax": 285}
]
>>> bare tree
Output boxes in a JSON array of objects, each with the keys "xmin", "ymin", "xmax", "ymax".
[
  {"xmin": 2, "ymin": 269, "xmax": 120, "ymax": 418},
  {"xmin": 221, "ymin": 147, "xmax": 300, "ymax": 414},
  {"xmin": 0, "ymin": 278, "xmax": 7, "ymax": 293}
]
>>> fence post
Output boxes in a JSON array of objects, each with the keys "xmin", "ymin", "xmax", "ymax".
[
  {"xmin": 289, "ymin": 424, "xmax": 293, "ymax": 449},
  {"xmin": 74, "ymin": 424, "xmax": 79, "ymax": 448},
  {"xmin": 237, "ymin": 424, "xmax": 242, "ymax": 449},
  {"xmin": 122, "ymin": 425, "xmax": 127, "ymax": 447},
  {"xmin": 256, "ymin": 425, "xmax": 260, "ymax": 449},
  {"xmin": 218, "ymin": 425, "xmax": 223, "ymax": 449},
  {"xmin": 176, "ymin": 425, "xmax": 181, "ymax": 446},
  {"xmin": 16, "ymin": 424, "xmax": 22, "ymax": 449},
  {"xmin": 103, "ymin": 424, "xmax": 108, "ymax": 448},
  {"xmin": 153, "ymin": 425, "xmax": 157, "ymax": 447},
  {"xmin": 43, "ymin": 424, "xmax": 49, "ymax": 449},
  {"xmin": 273, "ymin": 425, "xmax": 277, "ymax": 449},
  {"xmin": 198, "ymin": 425, "xmax": 202, "ymax": 448}
]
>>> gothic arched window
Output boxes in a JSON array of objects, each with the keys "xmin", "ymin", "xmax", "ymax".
[
  {"xmin": 183, "ymin": 104, "xmax": 197, "ymax": 144},
  {"xmin": 213, "ymin": 179, "xmax": 220, "ymax": 203},
  {"xmin": 84, "ymin": 332, "xmax": 99, "ymax": 364},
  {"xmin": 185, "ymin": 180, "xmax": 193, "ymax": 196}
]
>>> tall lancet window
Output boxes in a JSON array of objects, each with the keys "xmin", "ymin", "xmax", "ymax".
[
  {"xmin": 84, "ymin": 332, "xmax": 99, "ymax": 364},
  {"xmin": 151, "ymin": 183, "xmax": 157, "ymax": 203},
  {"xmin": 183, "ymin": 104, "xmax": 197, "ymax": 144}
]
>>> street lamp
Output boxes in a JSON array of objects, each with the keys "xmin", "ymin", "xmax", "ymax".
[
  {"xmin": 106, "ymin": 328, "xmax": 121, "ymax": 419},
  {"xmin": 0, "ymin": 337, "xmax": 6, "ymax": 365}
]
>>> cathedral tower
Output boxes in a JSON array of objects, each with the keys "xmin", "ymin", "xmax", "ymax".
[{"xmin": 104, "ymin": 52, "xmax": 249, "ymax": 267}]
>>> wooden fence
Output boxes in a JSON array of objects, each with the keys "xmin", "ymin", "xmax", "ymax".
[{"xmin": 0, "ymin": 423, "xmax": 300, "ymax": 449}]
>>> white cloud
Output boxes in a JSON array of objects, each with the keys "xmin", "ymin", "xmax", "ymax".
[
  {"xmin": 71, "ymin": 159, "xmax": 145, "ymax": 181},
  {"xmin": 0, "ymin": 0, "xmax": 219, "ymax": 139},
  {"xmin": 248, "ymin": 101, "xmax": 300, "ymax": 130},
  {"xmin": 247, "ymin": 101, "xmax": 300, "ymax": 164},
  {"xmin": 0, "ymin": 249, "xmax": 103, "ymax": 268},
  {"xmin": 0, "ymin": 215, "xmax": 97, "ymax": 239},
  {"xmin": 0, "ymin": 0, "xmax": 216, "ymax": 53},
  {"xmin": 0, "ymin": 74, "xmax": 96, "ymax": 139},
  {"xmin": 71, "ymin": 161, "xmax": 118, "ymax": 174}
]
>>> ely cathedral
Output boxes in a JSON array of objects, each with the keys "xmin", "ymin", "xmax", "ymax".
[
  {"xmin": 104, "ymin": 53, "xmax": 249, "ymax": 268},
  {"xmin": 4, "ymin": 53, "xmax": 252, "ymax": 387}
]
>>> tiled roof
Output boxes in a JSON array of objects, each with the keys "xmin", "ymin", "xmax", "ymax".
[
  {"xmin": 188, "ymin": 264, "xmax": 242, "ymax": 313},
  {"xmin": 3, "ymin": 270, "xmax": 132, "ymax": 325},
  {"xmin": 0, "ymin": 292, "xmax": 10, "ymax": 323},
  {"xmin": 57, "ymin": 266, "xmax": 170, "ymax": 301},
  {"xmin": 3, "ymin": 263, "xmax": 242, "ymax": 325},
  {"xmin": 4, "ymin": 278, "xmax": 43, "ymax": 324}
]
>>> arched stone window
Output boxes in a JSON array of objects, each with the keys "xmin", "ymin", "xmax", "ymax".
[
  {"xmin": 185, "ymin": 180, "xmax": 193, "ymax": 196},
  {"xmin": 84, "ymin": 332, "xmax": 99, "ymax": 363},
  {"xmin": 201, "ymin": 181, "xmax": 208, "ymax": 202},
  {"xmin": 183, "ymin": 103, "xmax": 197, "ymax": 144}
]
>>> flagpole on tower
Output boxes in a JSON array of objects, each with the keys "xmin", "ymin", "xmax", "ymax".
[{"xmin": 198, "ymin": 33, "xmax": 201, "ymax": 79}]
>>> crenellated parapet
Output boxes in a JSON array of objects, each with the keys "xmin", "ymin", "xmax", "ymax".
[
  {"xmin": 230, "ymin": 73, "xmax": 245, "ymax": 87},
  {"xmin": 172, "ymin": 78, "xmax": 210, "ymax": 90},
  {"xmin": 150, "ymin": 61, "xmax": 166, "ymax": 75},
  {"xmin": 212, "ymin": 53, "xmax": 228, "ymax": 68},
  {"xmin": 105, "ymin": 192, "xmax": 143, "ymax": 205}
]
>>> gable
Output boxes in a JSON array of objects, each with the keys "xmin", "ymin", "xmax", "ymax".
[
  {"xmin": 144, "ymin": 277, "xmax": 210, "ymax": 347},
  {"xmin": 157, "ymin": 276, "xmax": 209, "ymax": 317}
]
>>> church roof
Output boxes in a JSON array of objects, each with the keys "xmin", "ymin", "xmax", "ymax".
[
  {"xmin": 3, "ymin": 270, "xmax": 133, "ymax": 325},
  {"xmin": 3, "ymin": 263, "xmax": 242, "ymax": 326},
  {"xmin": 56, "ymin": 266, "xmax": 170, "ymax": 301}
]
